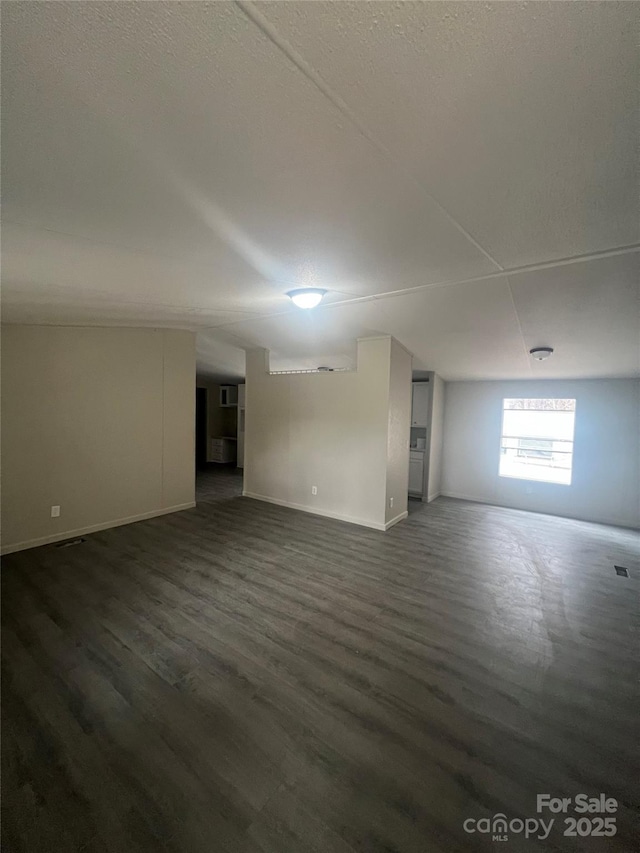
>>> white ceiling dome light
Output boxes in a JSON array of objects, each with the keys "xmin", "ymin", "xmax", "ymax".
[
  {"xmin": 286, "ymin": 288, "xmax": 327, "ymax": 309},
  {"xmin": 530, "ymin": 346, "xmax": 554, "ymax": 361}
]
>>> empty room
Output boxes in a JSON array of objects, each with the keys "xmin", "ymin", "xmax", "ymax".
[{"xmin": 1, "ymin": 2, "xmax": 639, "ymax": 852}]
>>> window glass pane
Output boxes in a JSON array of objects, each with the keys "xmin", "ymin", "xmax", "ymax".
[
  {"xmin": 504, "ymin": 398, "xmax": 576, "ymax": 412},
  {"xmin": 499, "ymin": 398, "xmax": 576, "ymax": 485},
  {"xmin": 517, "ymin": 438, "xmax": 553, "ymax": 458},
  {"xmin": 503, "ymin": 410, "xmax": 575, "ymax": 440}
]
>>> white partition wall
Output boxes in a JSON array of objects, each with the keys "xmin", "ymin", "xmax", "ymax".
[
  {"xmin": 243, "ymin": 336, "xmax": 412, "ymax": 530},
  {"xmin": 426, "ymin": 373, "xmax": 446, "ymax": 502}
]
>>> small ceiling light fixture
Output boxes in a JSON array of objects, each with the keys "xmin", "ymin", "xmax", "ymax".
[
  {"xmin": 530, "ymin": 346, "xmax": 554, "ymax": 361},
  {"xmin": 286, "ymin": 288, "xmax": 327, "ymax": 309}
]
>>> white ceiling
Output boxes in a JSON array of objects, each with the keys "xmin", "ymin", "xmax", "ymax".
[{"xmin": 2, "ymin": 1, "xmax": 639, "ymax": 380}]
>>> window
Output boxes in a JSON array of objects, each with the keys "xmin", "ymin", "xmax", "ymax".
[
  {"xmin": 517, "ymin": 438, "xmax": 553, "ymax": 459},
  {"xmin": 499, "ymin": 398, "xmax": 576, "ymax": 485}
]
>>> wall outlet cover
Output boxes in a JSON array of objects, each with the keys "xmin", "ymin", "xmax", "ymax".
[
  {"xmin": 311, "ymin": 486, "xmax": 317, "ymax": 495},
  {"xmin": 51, "ymin": 505, "xmax": 61, "ymax": 517}
]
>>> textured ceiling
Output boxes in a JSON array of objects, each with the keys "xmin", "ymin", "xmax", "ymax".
[{"xmin": 2, "ymin": 1, "xmax": 639, "ymax": 380}]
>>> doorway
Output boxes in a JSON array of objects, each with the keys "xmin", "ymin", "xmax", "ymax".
[{"xmin": 195, "ymin": 387, "xmax": 208, "ymax": 470}]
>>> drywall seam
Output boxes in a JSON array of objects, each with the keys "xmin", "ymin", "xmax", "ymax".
[
  {"xmin": 161, "ymin": 331, "xmax": 166, "ymax": 503},
  {"xmin": 233, "ymin": 0, "xmax": 502, "ymax": 271}
]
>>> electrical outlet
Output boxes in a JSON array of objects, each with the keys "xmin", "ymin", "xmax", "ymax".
[
  {"xmin": 311, "ymin": 486, "xmax": 317, "ymax": 495},
  {"xmin": 51, "ymin": 505, "xmax": 61, "ymax": 518},
  {"xmin": 389, "ymin": 497, "xmax": 394, "ymax": 508}
]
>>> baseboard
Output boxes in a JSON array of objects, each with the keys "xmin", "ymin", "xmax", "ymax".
[
  {"xmin": 439, "ymin": 492, "xmax": 639, "ymax": 530},
  {"xmin": 426, "ymin": 491, "xmax": 441, "ymax": 503},
  {"xmin": 1, "ymin": 502, "xmax": 196, "ymax": 555},
  {"xmin": 242, "ymin": 491, "xmax": 390, "ymax": 531},
  {"xmin": 384, "ymin": 510, "xmax": 408, "ymax": 530}
]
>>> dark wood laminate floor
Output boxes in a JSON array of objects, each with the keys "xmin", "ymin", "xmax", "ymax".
[{"xmin": 2, "ymin": 467, "xmax": 639, "ymax": 853}]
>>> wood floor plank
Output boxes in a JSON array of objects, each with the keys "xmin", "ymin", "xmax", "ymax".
[{"xmin": 2, "ymin": 467, "xmax": 639, "ymax": 852}]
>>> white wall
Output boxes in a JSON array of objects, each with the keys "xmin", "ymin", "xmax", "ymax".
[
  {"xmin": 1, "ymin": 326, "xmax": 196, "ymax": 553},
  {"xmin": 427, "ymin": 373, "xmax": 445, "ymax": 502},
  {"xmin": 385, "ymin": 338, "xmax": 413, "ymax": 524},
  {"xmin": 243, "ymin": 336, "xmax": 411, "ymax": 530},
  {"xmin": 441, "ymin": 379, "xmax": 640, "ymax": 528}
]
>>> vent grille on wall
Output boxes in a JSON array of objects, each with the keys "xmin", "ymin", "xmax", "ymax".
[{"xmin": 268, "ymin": 367, "xmax": 354, "ymax": 376}]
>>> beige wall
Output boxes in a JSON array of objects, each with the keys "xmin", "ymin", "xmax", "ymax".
[
  {"xmin": 441, "ymin": 379, "xmax": 640, "ymax": 528},
  {"xmin": 1, "ymin": 326, "xmax": 195, "ymax": 553},
  {"xmin": 244, "ymin": 337, "xmax": 411, "ymax": 531},
  {"xmin": 427, "ymin": 373, "xmax": 445, "ymax": 502}
]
